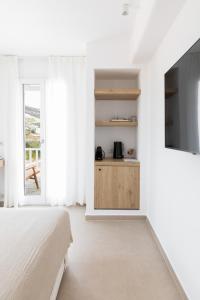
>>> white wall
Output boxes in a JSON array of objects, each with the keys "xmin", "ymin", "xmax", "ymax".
[
  {"xmin": 146, "ymin": 1, "xmax": 200, "ymax": 298},
  {"xmin": 0, "ymin": 91, "xmax": 4, "ymax": 199},
  {"xmin": 19, "ymin": 57, "xmax": 48, "ymax": 79},
  {"xmin": 86, "ymin": 34, "xmax": 149, "ymax": 215}
]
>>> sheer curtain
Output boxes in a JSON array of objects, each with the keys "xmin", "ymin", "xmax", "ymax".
[
  {"xmin": 0, "ymin": 56, "xmax": 24, "ymax": 207},
  {"xmin": 46, "ymin": 57, "xmax": 87, "ymax": 206}
]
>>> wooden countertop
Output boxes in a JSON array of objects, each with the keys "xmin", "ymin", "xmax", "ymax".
[{"xmin": 95, "ymin": 158, "xmax": 140, "ymax": 167}]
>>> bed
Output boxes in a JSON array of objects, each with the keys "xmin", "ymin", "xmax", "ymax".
[{"xmin": 0, "ymin": 207, "xmax": 72, "ymax": 300}]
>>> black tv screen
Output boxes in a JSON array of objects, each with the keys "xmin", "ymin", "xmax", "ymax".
[{"xmin": 165, "ymin": 38, "xmax": 200, "ymax": 154}]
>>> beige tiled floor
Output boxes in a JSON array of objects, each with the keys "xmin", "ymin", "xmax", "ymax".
[{"xmin": 58, "ymin": 207, "xmax": 183, "ymax": 300}]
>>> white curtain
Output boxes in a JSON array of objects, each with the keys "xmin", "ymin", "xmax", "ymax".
[
  {"xmin": 0, "ymin": 56, "xmax": 24, "ymax": 207},
  {"xmin": 46, "ymin": 56, "xmax": 87, "ymax": 206}
]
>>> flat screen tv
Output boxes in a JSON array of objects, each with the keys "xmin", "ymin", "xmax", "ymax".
[{"xmin": 165, "ymin": 38, "xmax": 200, "ymax": 154}]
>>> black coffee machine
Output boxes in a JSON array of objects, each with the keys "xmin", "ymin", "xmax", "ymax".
[
  {"xmin": 113, "ymin": 141, "xmax": 123, "ymax": 159},
  {"xmin": 95, "ymin": 146, "xmax": 105, "ymax": 160}
]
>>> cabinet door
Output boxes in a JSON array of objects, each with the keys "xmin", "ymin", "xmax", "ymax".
[{"xmin": 95, "ymin": 166, "xmax": 139, "ymax": 209}]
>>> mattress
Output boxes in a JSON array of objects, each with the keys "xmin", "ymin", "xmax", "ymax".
[{"xmin": 0, "ymin": 207, "xmax": 72, "ymax": 300}]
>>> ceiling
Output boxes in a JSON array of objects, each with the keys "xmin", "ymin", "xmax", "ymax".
[
  {"xmin": 0, "ymin": 0, "xmax": 139, "ymax": 56},
  {"xmin": 130, "ymin": 0, "xmax": 187, "ymax": 63}
]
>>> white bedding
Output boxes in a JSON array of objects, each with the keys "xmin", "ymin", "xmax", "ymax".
[{"xmin": 0, "ymin": 207, "xmax": 72, "ymax": 300}]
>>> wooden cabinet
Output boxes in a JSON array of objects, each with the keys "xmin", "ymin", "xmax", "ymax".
[{"xmin": 95, "ymin": 160, "xmax": 140, "ymax": 209}]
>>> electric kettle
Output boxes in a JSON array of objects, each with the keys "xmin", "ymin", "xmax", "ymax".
[{"xmin": 113, "ymin": 141, "xmax": 123, "ymax": 159}]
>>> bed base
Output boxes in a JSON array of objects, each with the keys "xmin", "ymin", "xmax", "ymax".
[{"xmin": 50, "ymin": 253, "xmax": 68, "ymax": 300}]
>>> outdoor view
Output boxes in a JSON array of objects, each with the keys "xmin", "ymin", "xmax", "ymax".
[{"xmin": 24, "ymin": 84, "xmax": 41, "ymax": 195}]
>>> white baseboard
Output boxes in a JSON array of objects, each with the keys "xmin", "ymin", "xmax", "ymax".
[
  {"xmin": 146, "ymin": 218, "xmax": 188, "ymax": 300},
  {"xmin": 85, "ymin": 208, "xmax": 146, "ymax": 219},
  {"xmin": 85, "ymin": 214, "xmax": 146, "ymax": 220}
]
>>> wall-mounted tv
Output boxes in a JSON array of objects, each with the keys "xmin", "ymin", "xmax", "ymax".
[{"xmin": 165, "ymin": 38, "xmax": 200, "ymax": 154}]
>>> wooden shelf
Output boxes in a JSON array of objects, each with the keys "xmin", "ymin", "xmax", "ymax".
[
  {"xmin": 95, "ymin": 158, "xmax": 140, "ymax": 167},
  {"xmin": 95, "ymin": 120, "xmax": 137, "ymax": 127},
  {"xmin": 0, "ymin": 159, "xmax": 4, "ymax": 168},
  {"xmin": 95, "ymin": 88, "xmax": 140, "ymax": 100}
]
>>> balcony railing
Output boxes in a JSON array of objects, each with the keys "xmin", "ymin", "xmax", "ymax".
[
  {"xmin": 25, "ymin": 148, "xmax": 41, "ymax": 164},
  {"xmin": 25, "ymin": 148, "xmax": 41, "ymax": 195}
]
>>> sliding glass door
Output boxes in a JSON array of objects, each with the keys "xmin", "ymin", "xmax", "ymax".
[{"xmin": 22, "ymin": 81, "xmax": 46, "ymax": 204}]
